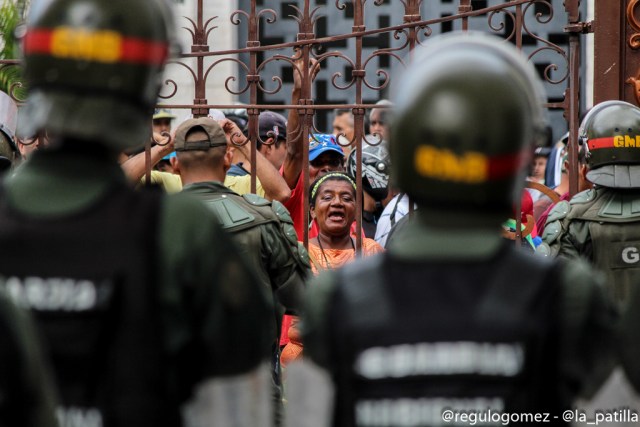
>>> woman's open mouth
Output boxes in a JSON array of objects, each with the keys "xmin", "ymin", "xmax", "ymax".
[{"xmin": 327, "ymin": 211, "xmax": 346, "ymax": 221}]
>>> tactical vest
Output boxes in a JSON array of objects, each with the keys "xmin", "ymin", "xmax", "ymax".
[
  {"xmin": 0, "ymin": 185, "xmax": 174, "ymax": 427},
  {"xmin": 202, "ymin": 191, "xmax": 277, "ymax": 265},
  {"xmin": 564, "ymin": 187, "xmax": 640, "ymax": 304},
  {"xmin": 330, "ymin": 246, "xmax": 562, "ymax": 426},
  {"xmin": 193, "ymin": 188, "xmax": 308, "ymax": 296}
]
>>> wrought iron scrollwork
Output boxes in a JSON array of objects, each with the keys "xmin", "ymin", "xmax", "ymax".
[{"xmin": 628, "ymin": 0, "xmax": 640, "ymax": 49}]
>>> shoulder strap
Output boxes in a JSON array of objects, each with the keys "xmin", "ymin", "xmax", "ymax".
[{"xmin": 390, "ymin": 193, "xmax": 405, "ymax": 227}]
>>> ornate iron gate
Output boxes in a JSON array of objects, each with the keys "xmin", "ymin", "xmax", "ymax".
[{"xmin": 0, "ymin": 0, "xmax": 593, "ymax": 246}]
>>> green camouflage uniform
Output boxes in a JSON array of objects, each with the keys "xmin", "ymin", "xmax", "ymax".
[
  {"xmin": 538, "ymin": 187, "xmax": 640, "ymax": 306},
  {"xmin": 182, "ymin": 181, "xmax": 309, "ymax": 316}
]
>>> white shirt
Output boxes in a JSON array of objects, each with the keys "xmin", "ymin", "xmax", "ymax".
[{"xmin": 375, "ymin": 193, "xmax": 411, "ymax": 248}]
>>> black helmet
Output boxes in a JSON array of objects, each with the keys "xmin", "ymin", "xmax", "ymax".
[
  {"xmin": 391, "ymin": 32, "xmax": 547, "ymax": 220},
  {"xmin": 347, "ymin": 142, "xmax": 390, "ymax": 201},
  {"xmin": 580, "ymin": 100, "xmax": 640, "ymax": 188},
  {"xmin": 19, "ymin": 0, "xmax": 174, "ymax": 151}
]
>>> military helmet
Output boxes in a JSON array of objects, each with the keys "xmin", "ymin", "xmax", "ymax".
[
  {"xmin": 19, "ymin": 0, "xmax": 174, "ymax": 151},
  {"xmin": 347, "ymin": 142, "xmax": 390, "ymax": 201},
  {"xmin": 391, "ymin": 32, "xmax": 547, "ymax": 219},
  {"xmin": 580, "ymin": 100, "xmax": 640, "ymax": 188}
]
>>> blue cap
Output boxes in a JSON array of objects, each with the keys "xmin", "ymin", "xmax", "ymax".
[
  {"xmin": 162, "ymin": 151, "xmax": 176, "ymax": 161},
  {"xmin": 309, "ymin": 134, "xmax": 344, "ymax": 161}
]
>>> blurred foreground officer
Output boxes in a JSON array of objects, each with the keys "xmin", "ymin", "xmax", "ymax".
[
  {"xmin": 0, "ymin": 1, "xmax": 271, "ymax": 426},
  {"xmin": 0, "ymin": 289, "xmax": 58, "ymax": 427},
  {"xmin": 288, "ymin": 33, "xmax": 617, "ymax": 427},
  {"xmin": 539, "ymin": 101, "xmax": 640, "ymax": 306}
]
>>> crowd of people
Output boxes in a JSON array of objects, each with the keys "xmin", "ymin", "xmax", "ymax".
[{"xmin": 2, "ymin": 0, "xmax": 640, "ymax": 426}]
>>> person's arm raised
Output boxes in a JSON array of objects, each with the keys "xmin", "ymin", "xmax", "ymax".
[
  {"xmin": 121, "ymin": 132, "xmax": 173, "ymax": 182},
  {"xmin": 283, "ymin": 52, "xmax": 319, "ymax": 189},
  {"xmin": 220, "ymin": 119, "xmax": 291, "ymax": 203}
]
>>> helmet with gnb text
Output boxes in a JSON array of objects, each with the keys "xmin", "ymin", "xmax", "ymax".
[
  {"xmin": 580, "ymin": 100, "xmax": 640, "ymax": 188},
  {"xmin": 390, "ymin": 32, "xmax": 547, "ymax": 221},
  {"xmin": 19, "ymin": 0, "xmax": 176, "ymax": 150}
]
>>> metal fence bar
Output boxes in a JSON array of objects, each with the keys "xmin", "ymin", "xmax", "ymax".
[{"xmin": 1, "ymin": 0, "xmax": 589, "ymax": 248}]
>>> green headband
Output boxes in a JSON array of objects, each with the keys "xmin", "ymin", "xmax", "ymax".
[{"xmin": 310, "ymin": 172, "xmax": 357, "ymax": 204}]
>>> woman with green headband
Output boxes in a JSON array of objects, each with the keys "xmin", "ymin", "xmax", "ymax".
[{"xmin": 281, "ymin": 172, "xmax": 384, "ymax": 365}]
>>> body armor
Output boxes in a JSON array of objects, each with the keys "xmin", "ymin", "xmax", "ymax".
[
  {"xmin": 542, "ymin": 186, "xmax": 640, "ymax": 304},
  {"xmin": 0, "ymin": 185, "xmax": 173, "ymax": 427},
  {"xmin": 329, "ymin": 247, "xmax": 563, "ymax": 426}
]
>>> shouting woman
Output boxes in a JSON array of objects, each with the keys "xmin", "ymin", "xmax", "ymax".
[{"xmin": 281, "ymin": 172, "xmax": 384, "ymax": 364}]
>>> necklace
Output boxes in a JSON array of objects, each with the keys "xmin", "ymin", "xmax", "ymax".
[{"xmin": 316, "ymin": 235, "xmax": 356, "ymax": 270}]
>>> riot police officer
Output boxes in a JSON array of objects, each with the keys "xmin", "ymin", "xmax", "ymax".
[
  {"xmin": 538, "ymin": 101, "xmax": 640, "ymax": 411},
  {"xmin": 539, "ymin": 100, "xmax": 640, "ymax": 306},
  {"xmin": 291, "ymin": 33, "xmax": 617, "ymax": 427},
  {"xmin": 0, "ymin": 1, "xmax": 271, "ymax": 426}
]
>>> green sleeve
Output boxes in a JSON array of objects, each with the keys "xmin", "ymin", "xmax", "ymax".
[
  {"xmin": 557, "ymin": 259, "xmax": 618, "ymax": 401},
  {"xmin": 301, "ymin": 270, "xmax": 340, "ymax": 371},
  {"xmin": 261, "ymin": 224, "xmax": 310, "ymax": 314},
  {"xmin": 158, "ymin": 193, "xmax": 272, "ymax": 378},
  {"xmin": 0, "ymin": 291, "xmax": 58, "ymax": 427},
  {"xmin": 554, "ymin": 220, "xmax": 593, "ymax": 261},
  {"xmin": 541, "ymin": 200, "xmax": 592, "ymax": 261}
]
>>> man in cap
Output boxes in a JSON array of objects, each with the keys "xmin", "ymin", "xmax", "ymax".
[
  {"xmin": 152, "ymin": 108, "xmax": 176, "ymax": 136},
  {"xmin": 0, "ymin": 1, "xmax": 271, "ymax": 426},
  {"xmin": 258, "ymin": 111, "xmax": 289, "ymax": 170},
  {"xmin": 288, "ymin": 32, "xmax": 616, "ymax": 426},
  {"xmin": 223, "ymin": 111, "xmax": 292, "ymax": 202},
  {"xmin": 227, "ymin": 111, "xmax": 289, "ymax": 174},
  {"xmin": 171, "ymin": 116, "xmax": 311, "ymax": 426},
  {"xmin": 122, "ymin": 114, "xmax": 292, "ymax": 202}
]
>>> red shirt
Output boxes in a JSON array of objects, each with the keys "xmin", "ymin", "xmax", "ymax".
[
  {"xmin": 536, "ymin": 192, "xmax": 570, "ymax": 234},
  {"xmin": 283, "ymin": 172, "xmax": 306, "ymax": 240}
]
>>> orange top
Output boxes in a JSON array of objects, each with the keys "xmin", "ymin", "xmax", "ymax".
[
  {"xmin": 280, "ymin": 238, "xmax": 384, "ymax": 366},
  {"xmin": 306, "ymin": 238, "xmax": 385, "ymax": 274}
]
